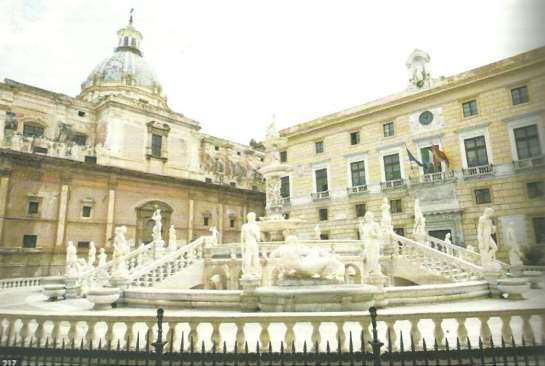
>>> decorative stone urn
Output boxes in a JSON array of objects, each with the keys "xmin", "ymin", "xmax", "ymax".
[
  {"xmin": 87, "ymin": 287, "xmax": 121, "ymax": 310},
  {"xmin": 42, "ymin": 284, "xmax": 66, "ymax": 301},
  {"xmin": 497, "ymin": 278, "xmax": 528, "ymax": 300},
  {"xmin": 523, "ymin": 271, "xmax": 543, "ymax": 289}
]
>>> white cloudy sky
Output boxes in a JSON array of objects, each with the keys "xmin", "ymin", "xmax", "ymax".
[{"xmin": 1, "ymin": 0, "xmax": 544, "ymax": 145}]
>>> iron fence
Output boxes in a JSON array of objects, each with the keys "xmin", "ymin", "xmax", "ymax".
[{"xmin": 1, "ymin": 306, "xmax": 544, "ymax": 366}]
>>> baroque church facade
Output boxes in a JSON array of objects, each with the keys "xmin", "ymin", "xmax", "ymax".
[
  {"xmin": 0, "ymin": 19, "xmax": 266, "ymax": 278},
  {"xmin": 276, "ymin": 47, "xmax": 545, "ymax": 263}
]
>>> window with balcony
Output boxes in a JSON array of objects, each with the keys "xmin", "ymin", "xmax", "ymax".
[
  {"xmin": 511, "ymin": 86, "xmax": 529, "ymax": 105},
  {"xmin": 383, "ymin": 122, "xmax": 395, "ymax": 137},
  {"xmin": 464, "ymin": 136, "xmax": 488, "ymax": 167},
  {"xmin": 315, "ymin": 141, "xmax": 324, "ymax": 154},
  {"xmin": 420, "ymin": 146, "xmax": 442, "ymax": 174},
  {"xmin": 474, "ymin": 188, "xmax": 492, "ymax": 204},
  {"xmin": 280, "ymin": 151, "xmax": 287, "ymax": 163},
  {"xmin": 390, "ymin": 199, "xmax": 402, "ymax": 213},
  {"xmin": 383, "ymin": 154, "xmax": 401, "ymax": 181},
  {"xmin": 350, "ymin": 161, "xmax": 366, "ymax": 187},
  {"xmin": 355, "ymin": 203, "xmax": 366, "ymax": 218},
  {"xmin": 528, "ymin": 181, "xmax": 545, "ymax": 199},
  {"xmin": 315, "ymin": 168, "xmax": 328, "ymax": 192},
  {"xmin": 533, "ymin": 217, "xmax": 545, "ymax": 244},
  {"xmin": 514, "ymin": 124, "xmax": 541, "ymax": 160},
  {"xmin": 280, "ymin": 176, "xmax": 290, "ymax": 198},
  {"xmin": 22, "ymin": 235, "xmax": 37, "ymax": 249},
  {"xmin": 350, "ymin": 131, "xmax": 360, "ymax": 145},
  {"xmin": 319, "ymin": 208, "xmax": 328, "ymax": 221},
  {"xmin": 462, "ymin": 100, "xmax": 479, "ymax": 118},
  {"xmin": 23, "ymin": 124, "xmax": 44, "ymax": 138}
]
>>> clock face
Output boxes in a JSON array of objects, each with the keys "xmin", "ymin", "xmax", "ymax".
[{"xmin": 419, "ymin": 111, "xmax": 434, "ymax": 125}]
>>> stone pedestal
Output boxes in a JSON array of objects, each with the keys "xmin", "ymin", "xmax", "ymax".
[
  {"xmin": 110, "ymin": 275, "xmax": 131, "ymax": 291},
  {"xmin": 482, "ymin": 269, "xmax": 502, "ymax": 297},
  {"xmin": 365, "ymin": 273, "xmax": 387, "ymax": 308},
  {"xmin": 509, "ymin": 265, "xmax": 524, "ymax": 277},
  {"xmin": 42, "ymin": 284, "xmax": 66, "ymax": 301},
  {"xmin": 63, "ymin": 276, "xmax": 81, "ymax": 299},
  {"xmin": 523, "ymin": 271, "xmax": 543, "ymax": 289},
  {"xmin": 240, "ymin": 276, "xmax": 261, "ymax": 311}
]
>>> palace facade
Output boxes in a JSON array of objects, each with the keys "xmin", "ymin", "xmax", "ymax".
[
  {"xmin": 0, "ymin": 19, "xmax": 265, "ymax": 278},
  {"xmin": 277, "ymin": 47, "xmax": 545, "ymax": 263}
]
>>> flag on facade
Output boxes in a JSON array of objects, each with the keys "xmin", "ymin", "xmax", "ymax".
[
  {"xmin": 406, "ymin": 146, "xmax": 423, "ymax": 167},
  {"xmin": 432, "ymin": 145, "xmax": 449, "ymax": 167}
]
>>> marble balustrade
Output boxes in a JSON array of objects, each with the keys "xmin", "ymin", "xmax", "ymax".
[
  {"xmin": 0, "ymin": 308, "xmax": 542, "ymax": 352},
  {"xmin": 0, "ymin": 277, "xmax": 47, "ymax": 289}
]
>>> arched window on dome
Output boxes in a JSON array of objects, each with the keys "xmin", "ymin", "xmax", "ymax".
[
  {"xmin": 131, "ymin": 38, "xmax": 136, "ymax": 47},
  {"xmin": 123, "ymin": 36, "xmax": 129, "ymax": 46}
]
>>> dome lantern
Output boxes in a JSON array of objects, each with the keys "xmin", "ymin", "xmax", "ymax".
[{"xmin": 115, "ymin": 9, "xmax": 143, "ymax": 56}]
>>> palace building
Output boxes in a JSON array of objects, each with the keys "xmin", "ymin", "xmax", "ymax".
[
  {"xmin": 0, "ymin": 18, "xmax": 266, "ymax": 278},
  {"xmin": 276, "ymin": 47, "xmax": 545, "ymax": 263}
]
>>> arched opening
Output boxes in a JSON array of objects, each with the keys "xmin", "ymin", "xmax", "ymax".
[{"xmin": 135, "ymin": 201, "xmax": 173, "ymax": 244}]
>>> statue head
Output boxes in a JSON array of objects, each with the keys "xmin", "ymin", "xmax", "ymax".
[
  {"xmin": 68, "ymin": 241, "xmax": 74, "ymax": 248},
  {"xmin": 445, "ymin": 232, "xmax": 451, "ymax": 240},
  {"xmin": 483, "ymin": 208, "xmax": 495, "ymax": 218},
  {"xmin": 90, "ymin": 241, "xmax": 95, "ymax": 248},
  {"xmin": 364, "ymin": 211, "xmax": 375, "ymax": 222},
  {"xmin": 99, "ymin": 248, "xmax": 105, "ymax": 254},
  {"xmin": 247, "ymin": 212, "xmax": 256, "ymax": 223}
]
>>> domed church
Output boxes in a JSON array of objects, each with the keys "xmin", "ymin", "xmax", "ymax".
[{"xmin": 0, "ymin": 15, "xmax": 266, "ymax": 278}]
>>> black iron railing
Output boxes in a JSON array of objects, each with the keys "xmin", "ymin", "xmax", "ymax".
[{"xmin": 1, "ymin": 306, "xmax": 544, "ymax": 366}]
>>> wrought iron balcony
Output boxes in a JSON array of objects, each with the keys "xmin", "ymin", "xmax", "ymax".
[
  {"xmin": 347, "ymin": 185, "xmax": 368, "ymax": 196},
  {"xmin": 409, "ymin": 170, "xmax": 456, "ymax": 185},
  {"xmin": 513, "ymin": 155, "xmax": 545, "ymax": 171},
  {"xmin": 380, "ymin": 179, "xmax": 406, "ymax": 191},
  {"xmin": 462, "ymin": 164, "xmax": 495, "ymax": 179},
  {"xmin": 311, "ymin": 191, "xmax": 330, "ymax": 201}
]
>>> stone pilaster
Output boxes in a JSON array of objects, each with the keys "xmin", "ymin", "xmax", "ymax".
[
  {"xmin": 218, "ymin": 203, "xmax": 224, "ymax": 244},
  {"xmin": 0, "ymin": 107, "xmax": 7, "ymax": 144},
  {"xmin": 187, "ymin": 199, "xmax": 194, "ymax": 242},
  {"xmin": 55, "ymin": 183, "xmax": 70, "ymax": 247},
  {"xmin": 105, "ymin": 181, "xmax": 117, "ymax": 247},
  {"xmin": 0, "ymin": 170, "xmax": 11, "ymax": 247}
]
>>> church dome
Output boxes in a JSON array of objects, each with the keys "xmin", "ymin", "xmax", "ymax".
[{"xmin": 79, "ymin": 14, "xmax": 168, "ymax": 108}]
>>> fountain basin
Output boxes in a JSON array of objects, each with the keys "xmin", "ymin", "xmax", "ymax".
[
  {"xmin": 42, "ymin": 284, "xmax": 66, "ymax": 301},
  {"xmin": 87, "ymin": 287, "xmax": 121, "ymax": 310},
  {"xmin": 255, "ymin": 284, "xmax": 379, "ymax": 312},
  {"xmin": 523, "ymin": 271, "xmax": 543, "ymax": 289},
  {"xmin": 497, "ymin": 278, "xmax": 528, "ymax": 299}
]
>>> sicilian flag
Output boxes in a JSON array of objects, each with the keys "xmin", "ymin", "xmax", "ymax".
[
  {"xmin": 406, "ymin": 146, "xmax": 423, "ymax": 167},
  {"xmin": 432, "ymin": 145, "xmax": 449, "ymax": 167}
]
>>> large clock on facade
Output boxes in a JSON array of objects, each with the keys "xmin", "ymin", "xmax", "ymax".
[{"xmin": 419, "ymin": 111, "xmax": 434, "ymax": 125}]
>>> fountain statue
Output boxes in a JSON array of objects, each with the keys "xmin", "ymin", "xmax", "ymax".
[
  {"xmin": 241, "ymin": 212, "xmax": 261, "ymax": 279},
  {"xmin": 360, "ymin": 211, "xmax": 383, "ymax": 276},
  {"xmin": 268, "ymin": 234, "xmax": 345, "ymax": 282},
  {"xmin": 208, "ymin": 226, "xmax": 219, "ymax": 246},
  {"xmin": 97, "ymin": 248, "xmax": 107, "ymax": 267},
  {"xmin": 112, "ymin": 226, "xmax": 130, "ymax": 276},
  {"xmin": 506, "ymin": 222, "xmax": 523, "ymax": 267},
  {"xmin": 88, "ymin": 241, "xmax": 96, "ymax": 266},
  {"xmin": 314, "ymin": 224, "xmax": 321, "ymax": 240},
  {"xmin": 65, "ymin": 241, "xmax": 78, "ymax": 276},
  {"xmin": 413, "ymin": 199, "xmax": 427, "ymax": 243},
  {"xmin": 444, "ymin": 233, "xmax": 452, "ymax": 245},
  {"xmin": 477, "ymin": 208, "xmax": 499, "ymax": 270},
  {"xmin": 380, "ymin": 197, "xmax": 393, "ymax": 233},
  {"xmin": 152, "ymin": 209, "xmax": 162, "ymax": 242},
  {"xmin": 168, "ymin": 225, "xmax": 177, "ymax": 252}
]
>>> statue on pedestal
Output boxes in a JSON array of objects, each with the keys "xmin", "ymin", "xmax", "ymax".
[
  {"xmin": 152, "ymin": 209, "xmax": 162, "ymax": 243},
  {"xmin": 112, "ymin": 226, "xmax": 130, "ymax": 276},
  {"xmin": 477, "ymin": 208, "xmax": 499, "ymax": 270},
  {"xmin": 361, "ymin": 212, "xmax": 383, "ymax": 276},
  {"xmin": 381, "ymin": 197, "xmax": 393, "ymax": 233},
  {"xmin": 444, "ymin": 233, "xmax": 452, "ymax": 245},
  {"xmin": 314, "ymin": 224, "xmax": 321, "ymax": 240},
  {"xmin": 168, "ymin": 225, "xmax": 177, "ymax": 252},
  {"xmin": 506, "ymin": 222, "xmax": 523, "ymax": 267},
  {"xmin": 88, "ymin": 241, "xmax": 96, "ymax": 266},
  {"xmin": 240, "ymin": 212, "xmax": 261, "ymax": 279},
  {"xmin": 413, "ymin": 199, "xmax": 427, "ymax": 243},
  {"xmin": 65, "ymin": 241, "xmax": 78, "ymax": 276},
  {"xmin": 209, "ymin": 226, "xmax": 219, "ymax": 246},
  {"xmin": 97, "ymin": 248, "xmax": 107, "ymax": 267}
]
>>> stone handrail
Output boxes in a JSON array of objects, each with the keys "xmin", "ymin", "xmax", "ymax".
[
  {"xmin": 425, "ymin": 235, "xmax": 509, "ymax": 271},
  {"xmin": 129, "ymin": 237, "xmax": 205, "ymax": 287},
  {"xmin": 0, "ymin": 306, "xmax": 542, "ymax": 351},
  {"xmin": 0, "ymin": 276, "xmax": 50, "ymax": 289},
  {"xmin": 392, "ymin": 233, "xmax": 483, "ymax": 278}
]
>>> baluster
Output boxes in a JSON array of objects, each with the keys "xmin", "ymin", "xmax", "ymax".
[
  {"xmin": 285, "ymin": 321, "xmax": 295, "ymax": 350},
  {"xmin": 409, "ymin": 318, "xmax": 422, "ymax": 349},
  {"xmin": 210, "ymin": 322, "xmax": 221, "ymax": 350},
  {"xmin": 145, "ymin": 321, "xmax": 156, "ymax": 347},
  {"xmin": 126, "ymin": 321, "xmax": 137, "ymax": 350},
  {"xmin": 34, "ymin": 319, "xmax": 45, "ymax": 347},
  {"xmin": 479, "ymin": 316, "xmax": 492, "ymax": 343},
  {"xmin": 235, "ymin": 322, "xmax": 245, "ymax": 351},
  {"xmin": 259, "ymin": 321, "xmax": 270, "ymax": 349},
  {"xmin": 456, "ymin": 317, "xmax": 468, "ymax": 343},
  {"xmin": 53, "ymin": 320, "xmax": 64, "ymax": 347},
  {"xmin": 384, "ymin": 320, "xmax": 398, "ymax": 351},
  {"xmin": 542, "ymin": 314, "xmax": 545, "ymax": 345},
  {"xmin": 433, "ymin": 318, "xmax": 445, "ymax": 348},
  {"xmin": 521, "ymin": 315, "xmax": 534, "ymax": 342},
  {"xmin": 0, "ymin": 318, "xmax": 8, "ymax": 344},
  {"xmin": 311, "ymin": 321, "xmax": 321, "ymax": 351},
  {"xmin": 104, "ymin": 321, "xmax": 115, "ymax": 347},
  {"xmin": 336, "ymin": 320, "xmax": 347, "ymax": 351},
  {"xmin": 19, "ymin": 319, "xmax": 30, "ymax": 347},
  {"xmin": 500, "ymin": 316, "xmax": 513, "ymax": 341},
  {"xmin": 67, "ymin": 321, "xmax": 78, "ymax": 345},
  {"xmin": 186, "ymin": 322, "xmax": 197, "ymax": 350}
]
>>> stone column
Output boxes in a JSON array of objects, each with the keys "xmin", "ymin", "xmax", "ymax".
[
  {"xmin": 104, "ymin": 183, "xmax": 116, "ymax": 247},
  {"xmin": 0, "ymin": 107, "xmax": 7, "ymax": 144},
  {"xmin": 0, "ymin": 170, "xmax": 11, "ymax": 247},
  {"xmin": 55, "ymin": 184, "xmax": 70, "ymax": 247},
  {"xmin": 218, "ymin": 203, "xmax": 224, "ymax": 244},
  {"xmin": 187, "ymin": 199, "xmax": 194, "ymax": 242}
]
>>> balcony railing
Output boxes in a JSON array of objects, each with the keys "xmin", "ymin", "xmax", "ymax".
[
  {"xmin": 311, "ymin": 191, "xmax": 330, "ymax": 201},
  {"xmin": 347, "ymin": 184, "xmax": 368, "ymax": 196},
  {"xmin": 513, "ymin": 155, "xmax": 545, "ymax": 170},
  {"xmin": 380, "ymin": 179, "xmax": 406, "ymax": 191},
  {"xmin": 409, "ymin": 170, "xmax": 455, "ymax": 185},
  {"xmin": 462, "ymin": 164, "xmax": 495, "ymax": 179}
]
